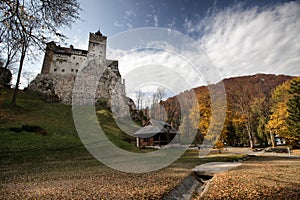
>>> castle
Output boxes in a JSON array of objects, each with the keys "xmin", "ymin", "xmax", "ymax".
[
  {"xmin": 29, "ymin": 31, "xmax": 126, "ymax": 107},
  {"xmin": 40, "ymin": 31, "xmax": 116, "ymax": 75}
]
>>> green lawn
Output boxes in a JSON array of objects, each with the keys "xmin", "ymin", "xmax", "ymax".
[{"xmin": 0, "ymin": 88, "xmax": 142, "ymax": 165}]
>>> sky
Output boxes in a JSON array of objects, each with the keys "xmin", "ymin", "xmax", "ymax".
[{"xmin": 21, "ymin": 0, "xmax": 300, "ymax": 101}]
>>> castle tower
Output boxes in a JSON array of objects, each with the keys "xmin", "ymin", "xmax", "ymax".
[
  {"xmin": 88, "ymin": 31, "xmax": 107, "ymax": 61},
  {"xmin": 41, "ymin": 41, "xmax": 56, "ymax": 74}
]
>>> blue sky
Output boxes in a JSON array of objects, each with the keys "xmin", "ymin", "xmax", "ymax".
[
  {"xmin": 21, "ymin": 0, "xmax": 300, "ymax": 100},
  {"xmin": 63, "ymin": 0, "xmax": 293, "ymax": 37}
]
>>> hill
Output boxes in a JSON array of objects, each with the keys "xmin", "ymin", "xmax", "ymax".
[
  {"xmin": 0, "ymin": 88, "xmax": 139, "ymax": 165},
  {"xmin": 160, "ymin": 74, "xmax": 294, "ymax": 146}
]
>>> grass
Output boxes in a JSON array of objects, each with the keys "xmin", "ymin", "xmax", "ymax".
[{"xmin": 0, "ymin": 88, "xmax": 142, "ymax": 165}]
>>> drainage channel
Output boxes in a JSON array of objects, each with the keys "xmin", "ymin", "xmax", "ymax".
[{"xmin": 162, "ymin": 162, "xmax": 242, "ymax": 200}]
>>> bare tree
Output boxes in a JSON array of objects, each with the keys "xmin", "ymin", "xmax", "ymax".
[
  {"xmin": 22, "ymin": 71, "xmax": 35, "ymax": 87},
  {"xmin": 150, "ymin": 87, "xmax": 166, "ymax": 120},
  {"xmin": 0, "ymin": 31, "xmax": 19, "ymax": 69},
  {"xmin": 156, "ymin": 87, "xmax": 165, "ymax": 102},
  {"xmin": 227, "ymin": 85, "xmax": 255, "ymax": 148},
  {"xmin": 135, "ymin": 90, "xmax": 145, "ymax": 110},
  {"xmin": 0, "ymin": 0, "xmax": 81, "ymax": 107}
]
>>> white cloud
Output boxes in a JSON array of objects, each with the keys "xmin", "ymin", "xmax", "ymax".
[
  {"xmin": 107, "ymin": 2, "xmax": 300, "ymax": 100},
  {"xmin": 114, "ymin": 20, "xmax": 123, "ymax": 28},
  {"xmin": 183, "ymin": 18, "xmax": 194, "ymax": 33},
  {"xmin": 125, "ymin": 9, "xmax": 136, "ymax": 18},
  {"xmin": 154, "ymin": 15, "xmax": 158, "ymax": 27},
  {"xmin": 167, "ymin": 18, "xmax": 176, "ymax": 29},
  {"xmin": 107, "ymin": 45, "xmax": 209, "ymax": 100},
  {"xmin": 72, "ymin": 36, "xmax": 88, "ymax": 50},
  {"xmin": 126, "ymin": 23, "xmax": 133, "ymax": 29},
  {"xmin": 196, "ymin": 1, "xmax": 300, "ymax": 77}
]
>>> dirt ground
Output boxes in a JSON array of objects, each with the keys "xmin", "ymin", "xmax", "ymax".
[
  {"xmin": 1, "ymin": 149, "xmax": 300, "ymax": 199},
  {"xmin": 195, "ymin": 156, "xmax": 300, "ymax": 200},
  {"xmin": 0, "ymin": 161, "xmax": 193, "ymax": 200}
]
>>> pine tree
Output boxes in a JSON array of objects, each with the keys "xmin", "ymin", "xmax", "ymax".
[{"xmin": 287, "ymin": 78, "xmax": 300, "ymax": 141}]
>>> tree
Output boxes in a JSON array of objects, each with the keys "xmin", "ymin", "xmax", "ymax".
[
  {"xmin": 227, "ymin": 84, "xmax": 255, "ymax": 148},
  {"xmin": 179, "ymin": 110, "xmax": 195, "ymax": 144},
  {"xmin": 22, "ymin": 70, "xmax": 35, "ymax": 87},
  {"xmin": 135, "ymin": 89, "xmax": 145, "ymax": 110},
  {"xmin": 286, "ymin": 78, "xmax": 300, "ymax": 142},
  {"xmin": 189, "ymin": 89, "xmax": 211, "ymax": 143},
  {"xmin": 251, "ymin": 97, "xmax": 271, "ymax": 147},
  {"xmin": 162, "ymin": 97, "xmax": 180, "ymax": 127},
  {"xmin": 0, "ymin": 30, "xmax": 19, "ymax": 70},
  {"xmin": 150, "ymin": 87, "xmax": 166, "ymax": 120},
  {"xmin": 0, "ymin": 0, "xmax": 81, "ymax": 107},
  {"xmin": 0, "ymin": 58, "xmax": 12, "ymax": 87},
  {"xmin": 266, "ymin": 80, "xmax": 291, "ymax": 146}
]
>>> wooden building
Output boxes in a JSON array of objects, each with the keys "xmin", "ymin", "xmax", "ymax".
[{"xmin": 134, "ymin": 119, "xmax": 178, "ymax": 147}]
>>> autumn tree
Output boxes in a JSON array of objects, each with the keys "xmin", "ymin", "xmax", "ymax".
[
  {"xmin": 227, "ymin": 84, "xmax": 255, "ymax": 148},
  {"xmin": 162, "ymin": 97, "xmax": 180, "ymax": 127},
  {"xmin": 251, "ymin": 97, "xmax": 271, "ymax": 147},
  {"xmin": 266, "ymin": 80, "xmax": 291, "ymax": 146},
  {"xmin": 189, "ymin": 88, "xmax": 211, "ymax": 144},
  {"xmin": 179, "ymin": 112, "xmax": 193, "ymax": 144},
  {"xmin": 286, "ymin": 77, "xmax": 300, "ymax": 142},
  {"xmin": 0, "ymin": 0, "xmax": 81, "ymax": 106},
  {"xmin": 222, "ymin": 109, "xmax": 241, "ymax": 147}
]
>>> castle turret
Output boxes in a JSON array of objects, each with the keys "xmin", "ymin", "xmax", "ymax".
[
  {"xmin": 88, "ymin": 31, "xmax": 107, "ymax": 61},
  {"xmin": 41, "ymin": 41, "xmax": 56, "ymax": 74}
]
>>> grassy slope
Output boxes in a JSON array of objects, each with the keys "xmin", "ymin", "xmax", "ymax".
[{"xmin": 0, "ymin": 88, "xmax": 140, "ymax": 166}]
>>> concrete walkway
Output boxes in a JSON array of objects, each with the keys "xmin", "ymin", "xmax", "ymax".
[{"xmin": 193, "ymin": 162, "xmax": 242, "ymax": 175}]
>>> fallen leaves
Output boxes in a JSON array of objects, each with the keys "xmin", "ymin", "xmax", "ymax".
[
  {"xmin": 0, "ymin": 162, "xmax": 190, "ymax": 199},
  {"xmin": 196, "ymin": 156, "xmax": 300, "ymax": 200}
]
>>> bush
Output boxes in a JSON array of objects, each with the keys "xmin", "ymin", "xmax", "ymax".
[
  {"xmin": 9, "ymin": 124, "xmax": 47, "ymax": 136},
  {"xmin": 0, "ymin": 67, "xmax": 12, "ymax": 88}
]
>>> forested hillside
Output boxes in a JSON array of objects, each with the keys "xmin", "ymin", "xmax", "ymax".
[{"xmin": 159, "ymin": 74, "xmax": 295, "ymax": 147}]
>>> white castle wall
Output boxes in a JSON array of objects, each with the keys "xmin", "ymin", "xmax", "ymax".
[{"xmin": 49, "ymin": 54, "xmax": 86, "ymax": 74}]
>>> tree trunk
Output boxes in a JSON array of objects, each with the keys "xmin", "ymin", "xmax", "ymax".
[
  {"xmin": 245, "ymin": 120, "xmax": 254, "ymax": 148},
  {"xmin": 270, "ymin": 132, "xmax": 276, "ymax": 147},
  {"xmin": 247, "ymin": 130, "xmax": 254, "ymax": 148},
  {"xmin": 4, "ymin": 59, "xmax": 10, "ymax": 69},
  {"xmin": 10, "ymin": 47, "xmax": 26, "ymax": 107},
  {"xmin": 264, "ymin": 134, "xmax": 269, "ymax": 147}
]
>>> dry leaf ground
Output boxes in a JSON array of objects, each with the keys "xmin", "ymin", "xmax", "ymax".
[
  {"xmin": 0, "ymin": 161, "xmax": 191, "ymax": 199},
  {"xmin": 196, "ymin": 155, "xmax": 300, "ymax": 200}
]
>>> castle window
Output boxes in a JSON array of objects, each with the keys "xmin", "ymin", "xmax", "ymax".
[
  {"xmin": 73, "ymin": 56, "xmax": 75, "ymax": 59},
  {"xmin": 62, "ymin": 69, "xmax": 65, "ymax": 72},
  {"xmin": 75, "ymin": 69, "xmax": 78, "ymax": 73},
  {"xmin": 71, "ymin": 69, "xmax": 74, "ymax": 72},
  {"xmin": 54, "ymin": 68, "xmax": 57, "ymax": 72}
]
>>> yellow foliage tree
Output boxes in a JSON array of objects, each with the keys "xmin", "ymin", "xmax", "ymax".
[
  {"xmin": 189, "ymin": 92, "xmax": 211, "ymax": 137},
  {"xmin": 266, "ymin": 80, "xmax": 291, "ymax": 146}
]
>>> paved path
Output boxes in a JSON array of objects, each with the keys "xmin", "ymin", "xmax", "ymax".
[{"xmin": 193, "ymin": 162, "xmax": 242, "ymax": 174}]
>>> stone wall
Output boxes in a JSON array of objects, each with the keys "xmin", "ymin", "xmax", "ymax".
[{"xmin": 30, "ymin": 63, "xmax": 125, "ymax": 105}]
